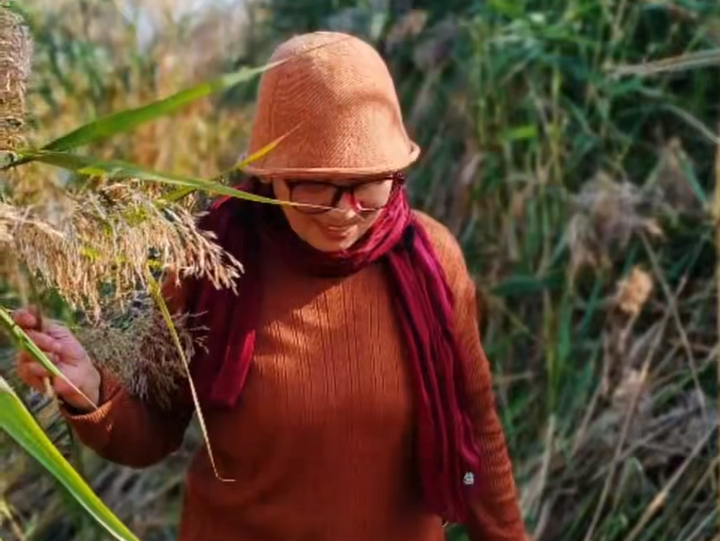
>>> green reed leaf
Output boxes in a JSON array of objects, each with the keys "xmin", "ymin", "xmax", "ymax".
[
  {"xmin": 160, "ymin": 128, "xmax": 296, "ymax": 204},
  {"xmin": 13, "ymin": 150, "xmax": 285, "ymax": 205},
  {"xmin": 0, "ymin": 377, "xmax": 141, "ymax": 541},
  {"xmin": 40, "ymin": 61, "xmax": 284, "ymax": 152}
]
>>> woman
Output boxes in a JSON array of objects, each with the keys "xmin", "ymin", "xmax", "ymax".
[{"xmin": 13, "ymin": 31, "xmax": 527, "ymax": 541}]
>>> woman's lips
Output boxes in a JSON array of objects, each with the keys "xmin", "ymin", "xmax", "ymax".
[{"xmin": 320, "ymin": 224, "xmax": 353, "ymax": 239}]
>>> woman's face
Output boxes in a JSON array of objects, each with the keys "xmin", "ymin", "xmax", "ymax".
[{"xmin": 269, "ymin": 176, "xmax": 394, "ymax": 252}]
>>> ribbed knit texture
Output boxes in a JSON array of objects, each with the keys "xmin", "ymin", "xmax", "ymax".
[{"xmin": 62, "ymin": 212, "xmax": 526, "ymax": 541}]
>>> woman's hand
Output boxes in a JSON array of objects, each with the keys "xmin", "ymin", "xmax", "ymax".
[{"xmin": 12, "ymin": 307, "xmax": 100, "ymax": 413}]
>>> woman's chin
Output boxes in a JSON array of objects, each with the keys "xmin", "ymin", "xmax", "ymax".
[
  {"xmin": 303, "ymin": 229, "xmax": 361, "ymax": 253},
  {"xmin": 310, "ymin": 238, "xmax": 358, "ymax": 253}
]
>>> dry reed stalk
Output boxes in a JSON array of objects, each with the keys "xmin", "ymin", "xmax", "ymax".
[
  {"xmin": 570, "ymin": 268, "xmax": 653, "ymax": 459},
  {"xmin": 532, "ymin": 414, "xmax": 556, "ymax": 520},
  {"xmin": 0, "ymin": 7, "xmax": 32, "ymax": 156},
  {"xmin": 621, "ymin": 426, "xmax": 717, "ymax": 541},
  {"xmin": 582, "ymin": 273, "xmax": 689, "ymax": 541},
  {"xmin": 0, "ymin": 5, "xmax": 33, "ymax": 279},
  {"xmin": 641, "ymin": 233, "xmax": 706, "ymax": 413},
  {"xmin": 0, "ymin": 6, "xmax": 55, "ymax": 398},
  {"xmin": 610, "ymin": 48, "xmax": 720, "ymax": 78}
]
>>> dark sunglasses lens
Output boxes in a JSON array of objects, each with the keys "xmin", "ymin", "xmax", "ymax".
[
  {"xmin": 352, "ymin": 180, "xmax": 393, "ymax": 210},
  {"xmin": 288, "ymin": 178, "xmax": 396, "ymax": 214},
  {"xmin": 290, "ymin": 183, "xmax": 335, "ymax": 213}
]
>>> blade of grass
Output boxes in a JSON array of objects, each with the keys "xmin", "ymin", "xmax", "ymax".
[
  {"xmin": 10, "ymin": 150, "xmax": 281, "ymax": 204},
  {"xmin": 145, "ymin": 269, "xmax": 234, "ymax": 483},
  {"xmin": 19, "ymin": 33, "xmax": 351, "ymax": 158},
  {"xmin": 0, "ymin": 307, "xmax": 97, "ymax": 410},
  {"xmin": 40, "ymin": 61, "xmax": 284, "ymax": 152},
  {"xmin": 160, "ymin": 126, "xmax": 300, "ymax": 204},
  {"xmin": 11, "ymin": 150, "xmax": 328, "ymax": 212},
  {"xmin": 0, "ymin": 377, "xmax": 140, "ymax": 541},
  {"xmin": 610, "ymin": 48, "xmax": 720, "ymax": 78}
]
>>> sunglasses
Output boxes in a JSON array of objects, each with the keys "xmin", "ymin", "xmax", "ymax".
[{"xmin": 283, "ymin": 172, "xmax": 405, "ymax": 215}]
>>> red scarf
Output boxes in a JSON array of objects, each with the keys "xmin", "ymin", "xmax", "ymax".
[{"xmin": 184, "ymin": 179, "xmax": 483, "ymax": 523}]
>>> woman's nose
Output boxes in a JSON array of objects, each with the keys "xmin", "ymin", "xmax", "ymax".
[{"xmin": 335, "ymin": 191, "xmax": 360, "ymax": 214}]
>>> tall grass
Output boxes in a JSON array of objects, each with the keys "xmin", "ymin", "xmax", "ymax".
[
  {"xmin": 1, "ymin": 0, "xmax": 720, "ymax": 540},
  {"xmin": 377, "ymin": 1, "xmax": 720, "ymax": 539}
]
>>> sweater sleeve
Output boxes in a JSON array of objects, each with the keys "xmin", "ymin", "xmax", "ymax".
[
  {"xmin": 453, "ymin": 271, "xmax": 527, "ymax": 541},
  {"xmin": 60, "ymin": 368, "xmax": 193, "ymax": 468},
  {"xmin": 59, "ymin": 272, "xmax": 195, "ymax": 468}
]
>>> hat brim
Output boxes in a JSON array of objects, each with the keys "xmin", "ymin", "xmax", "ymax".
[{"xmin": 241, "ymin": 142, "xmax": 421, "ymax": 180}]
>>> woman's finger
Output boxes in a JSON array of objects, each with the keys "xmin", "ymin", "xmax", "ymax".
[
  {"xmin": 44, "ymin": 319, "xmax": 75, "ymax": 341},
  {"xmin": 17, "ymin": 349, "xmax": 35, "ymax": 366},
  {"xmin": 17, "ymin": 347, "xmax": 60, "ymax": 374},
  {"xmin": 22, "ymin": 330, "xmax": 61, "ymax": 355},
  {"xmin": 10, "ymin": 307, "xmax": 39, "ymax": 330},
  {"xmin": 27, "ymin": 361, "xmax": 52, "ymax": 379},
  {"xmin": 16, "ymin": 363, "xmax": 47, "ymax": 393}
]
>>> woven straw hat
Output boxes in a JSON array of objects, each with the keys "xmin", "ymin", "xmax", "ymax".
[{"xmin": 242, "ymin": 31, "xmax": 420, "ymax": 179}]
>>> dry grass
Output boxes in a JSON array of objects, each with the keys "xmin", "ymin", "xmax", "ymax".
[
  {"xmin": 76, "ymin": 294, "xmax": 202, "ymax": 410},
  {"xmin": 566, "ymin": 173, "xmax": 665, "ymax": 278},
  {"xmin": 0, "ymin": 184, "xmax": 242, "ymax": 319},
  {"xmin": 0, "ymin": 7, "xmax": 31, "ymax": 155}
]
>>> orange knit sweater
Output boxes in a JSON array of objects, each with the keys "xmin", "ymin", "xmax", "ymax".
[{"xmin": 62, "ymin": 212, "xmax": 527, "ymax": 541}]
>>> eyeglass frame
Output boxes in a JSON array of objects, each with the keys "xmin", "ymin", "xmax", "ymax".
[{"xmin": 281, "ymin": 171, "xmax": 406, "ymax": 215}]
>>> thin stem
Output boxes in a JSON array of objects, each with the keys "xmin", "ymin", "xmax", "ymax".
[
  {"xmin": 583, "ymin": 275, "xmax": 689, "ymax": 541},
  {"xmin": 145, "ymin": 268, "xmax": 235, "ymax": 483},
  {"xmin": 713, "ymin": 122, "xmax": 720, "ymax": 533}
]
